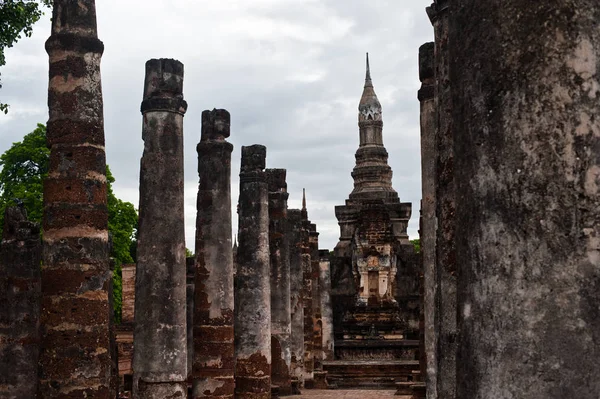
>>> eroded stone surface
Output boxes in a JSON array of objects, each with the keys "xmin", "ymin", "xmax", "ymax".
[
  {"xmin": 450, "ymin": 1, "xmax": 600, "ymax": 398},
  {"xmin": 418, "ymin": 41, "xmax": 435, "ymax": 399},
  {"xmin": 267, "ymin": 168, "xmax": 292, "ymax": 396},
  {"xmin": 0, "ymin": 207, "xmax": 41, "ymax": 398},
  {"xmin": 133, "ymin": 58, "xmax": 188, "ymax": 398},
  {"xmin": 40, "ymin": 1, "xmax": 112, "ymax": 396},
  {"xmin": 193, "ymin": 109, "xmax": 235, "ymax": 399},
  {"xmin": 426, "ymin": 3, "xmax": 457, "ymax": 398},
  {"xmin": 288, "ymin": 209, "xmax": 306, "ymax": 384},
  {"xmin": 235, "ymin": 145, "xmax": 271, "ymax": 399}
]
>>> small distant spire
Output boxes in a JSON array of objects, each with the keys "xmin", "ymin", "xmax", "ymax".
[
  {"xmin": 365, "ymin": 52, "xmax": 372, "ymax": 86},
  {"xmin": 302, "ymin": 188, "xmax": 307, "ymax": 210},
  {"xmin": 301, "ymin": 188, "xmax": 308, "ymax": 220}
]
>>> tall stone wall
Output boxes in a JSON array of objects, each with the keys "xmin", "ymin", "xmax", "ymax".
[
  {"xmin": 449, "ymin": 1, "xmax": 600, "ymax": 398},
  {"xmin": 0, "ymin": 207, "xmax": 41, "ymax": 398},
  {"xmin": 133, "ymin": 58, "xmax": 188, "ymax": 398},
  {"xmin": 193, "ymin": 109, "xmax": 235, "ymax": 399},
  {"xmin": 39, "ymin": 1, "xmax": 112, "ymax": 396},
  {"xmin": 235, "ymin": 145, "xmax": 271, "ymax": 399}
]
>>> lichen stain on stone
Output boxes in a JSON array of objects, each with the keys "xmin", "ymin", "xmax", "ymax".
[
  {"xmin": 567, "ymin": 37, "xmax": 600, "ymax": 99},
  {"xmin": 584, "ymin": 165, "xmax": 600, "ymax": 195},
  {"xmin": 195, "ymin": 378, "xmax": 225, "ymax": 395},
  {"xmin": 575, "ymin": 112, "xmax": 600, "ymax": 138}
]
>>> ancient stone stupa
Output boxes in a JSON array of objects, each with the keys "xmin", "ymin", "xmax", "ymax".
[{"xmin": 328, "ymin": 54, "xmax": 420, "ymax": 389}]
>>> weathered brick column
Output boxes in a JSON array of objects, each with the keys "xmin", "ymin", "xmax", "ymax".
[
  {"xmin": 266, "ymin": 168, "xmax": 292, "ymax": 396},
  {"xmin": 193, "ymin": 109, "xmax": 235, "ymax": 399},
  {"xmin": 308, "ymin": 225, "xmax": 325, "ymax": 388},
  {"xmin": 318, "ymin": 250, "xmax": 334, "ymax": 361},
  {"xmin": 133, "ymin": 58, "xmax": 188, "ymax": 398},
  {"xmin": 116, "ymin": 263, "xmax": 136, "ymax": 392},
  {"xmin": 287, "ymin": 209, "xmax": 304, "ymax": 391},
  {"xmin": 450, "ymin": 1, "xmax": 600, "ymax": 398},
  {"xmin": 186, "ymin": 257, "xmax": 195, "ymax": 385},
  {"xmin": 40, "ymin": 1, "xmax": 112, "ymax": 396},
  {"xmin": 0, "ymin": 207, "xmax": 41, "ymax": 398},
  {"xmin": 300, "ymin": 194, "xmax": 314, "ymax": 386},
  {"xmin": 427, "ymin": 2, "xmax": 456, "ymax": 398},
  {"xmin": 235, "ymin": 145, "xmax": 271, "ymax": 399},
  {"xmin": 417, "ymin": 41, "xmax": 437, "ymax": 399}
]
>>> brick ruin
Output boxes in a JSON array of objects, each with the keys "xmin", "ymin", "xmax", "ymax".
[{"xmin": 1, "ymin": 0, "xmax": 600, "ymax": 398}]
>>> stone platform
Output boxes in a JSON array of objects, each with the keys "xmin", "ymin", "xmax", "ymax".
[{"xmin": 323, "ymin": 360, "xmax": 419, "ymax": 389}]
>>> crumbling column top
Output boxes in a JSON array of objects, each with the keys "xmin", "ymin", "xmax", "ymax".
[
  {"xmin": 45, "ymin": 1, "xmax": 104, "ymax": 56},
  {"xmin": 419, "ymin": 42, "xmax": 435, "ymax": 82},
  {"xmin": 201, "ymin": 108, "xmax": 231, "ymax": 141},
  {"xmin": 426, "ymin": 1, "xmax": 449, "ymax": 23},
  {"xmin": 50, "ymin": 0, "xmax": 99, "ymax": 36},
  {"xmin": 418, "ymin": 42, "xmax": 435, "ymax": 101},
  {"xmin": 141, "ymin": 58, "xmax": 187, "ymax": 115},
  {"xmin": 241, "ymin": 145, "xmax": 266, "ymax": 173},
  {"xmin": 266, "ymin": 168, "xmax": 288, "ymax": 193}
]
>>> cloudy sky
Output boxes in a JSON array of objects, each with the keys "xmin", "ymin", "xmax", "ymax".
[{"xmin": 0, "ymin": 0, "xmax": 433, "ymax": 251}]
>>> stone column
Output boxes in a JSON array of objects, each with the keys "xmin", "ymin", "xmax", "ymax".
[
  {"xmin": 308, "ymin": 226, "xmax": 322, "ymax": 369},
  {"xmin": 449, "ymin": 1, "xmax": 600, "ymax": 398},
  {"xmin": 300, "ymin": 220, "xmax": 314, "ymax": 386},
  {"xmin": 267, "ymin": 169, "xmax": 292, "ymax": 396},
  {"xmin": 0, "ymin": 207, "xmax": 41, "ymax": 398},
  {"xmin": 186, "ymin": 257, "xmax": 195, "ymax": 386},
  {"xmin": 133, "ymin": 58, "xmax": 188, "ymax": 398},
  {"xmin": 418, "ymin": 41, "xmax": 437, "ymax": 399},
  {"xmin": 235, "ymin": 145, "xmax": 271, "ymax": 399},
  {"xmin": 288, "ymin": 209, "xmax": 304, "ymax": 392},
  {"xmin": 193, "ymin": 109, "xmax": 235, "ymax": 399},
  {"xmin": 40, "ymin": 1, "xmax": 112, "ymax": 396},
  {"xmin": 318, "ymin": 250, "xmax": 334, "ymax": 361},
  {"xmin": 427, "ymin": 2, "xmax": 456, "ymax": 398}
]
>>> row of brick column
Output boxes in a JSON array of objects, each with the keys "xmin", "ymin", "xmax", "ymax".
[{"xmin": 1, "ymin": 2, "xmax": 332, "ymax": 398}]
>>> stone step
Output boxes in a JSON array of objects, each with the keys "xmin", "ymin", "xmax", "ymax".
[{"xmin": 323, "ymin": 360, "xmax": 420, "ymax": 389}]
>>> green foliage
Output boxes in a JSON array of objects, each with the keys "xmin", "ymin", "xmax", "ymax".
[
  {"xmin": 0, "ymin": 123, "xmax": 138, "ymax": 323},
  {"xmin": 106, "ymin": 165, "xmax": 137, "ymax": 324},
  {"xmin": 0, "ymin": 123, "xmax": 48, "ymax": 226},
  {"xmin": 0, "ymin": 0, "xmax": 52, "ymax": 113},
  {"xmin": 410, "ymin": 238, "xmax": 420, "ymax": 254},
  {"xmin": 185, "ymin": 248, "xmax": 193, "ymax": 258}
]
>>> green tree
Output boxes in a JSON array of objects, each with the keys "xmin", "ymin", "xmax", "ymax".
[
  {"xmin": 0, "ymin": 123, "xmax": 138, "ymax": 323},
  {"xmin": 410, "ymin": 238, "xmax": 420, "ymax": 254},
  {"xmin": 0, "ymin": 123, "xmax": 48, "ymax": 225},
  {"xmin": 1, "ymin": 0, "xmax": 52, "ymax": 113}
]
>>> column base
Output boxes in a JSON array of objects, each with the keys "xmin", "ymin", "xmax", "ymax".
[{"xmin": 313, "ymin": 371, "xmax": 329, "ymax": 389}]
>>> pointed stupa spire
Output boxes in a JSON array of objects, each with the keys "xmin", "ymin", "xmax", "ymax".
[
  {"xmin": 301, "ymin": 188, "xmax": 308, "ymax": 220},
  {"xmin": 359, "ymin": 52, "xmax": 382, "ymax": 122},
  {"xmin": 365, "ymin": 52, "xmax": 373, "ymax": 87}
]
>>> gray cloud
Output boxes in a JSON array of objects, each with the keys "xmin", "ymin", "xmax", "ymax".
[{"xmin": 0, "ymin": 0, "xmax": 433, "ymax": 251}]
